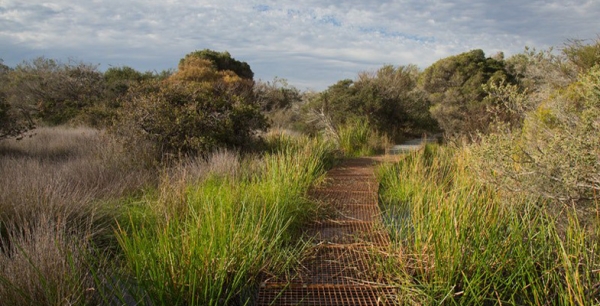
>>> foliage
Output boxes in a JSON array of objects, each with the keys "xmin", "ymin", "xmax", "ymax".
[
  {"xmin": 104, "ymin": 66, "xmax": 154, "ymax": 97},
  {"xmin": 355, "ymin": 65, "xmax": 438, "ymax": 138},
  {"xmin": 112, "ymin": 50, "xmax": 267, "ymax": 161},
  {"xmin": 113, "ymin": 80, "xmax": 267, "ymax": 161},
  {"xmin": 254, "ymin": 77, "xmax": 302, "ymax": 112},
  {"xmin": 562, "ymin": 37, "xmax": 600, "ymax": 73},
  {"xmin": 502, "ymin": 37, "xmax": 599, "ymax": 114},
  {"xmin": 308, "ymin": 65, "xmax": 437, "ymax": 141},
  {"xmin": 0, "ymin": 60, "xmax": 35, "ymax": 140},
  {"xmin": 168, "ymin": 50, "xmax": 256, "ymax": 108},
  {"xmin": 505, "ymin": 47, "xmax": 577, "ymax": 109},
  {"xmin": 419, "ymin": 49, "xmax": 514, "ymax": 136},
  {"xmin": 378, "ymin": 145, "xmax": 600, "ymax": 304},
  {"xmin": 481, "ymin": 79, "xmax": 533, "ymax": 130},
  {"xmin": 178, "ymin": 49, "xmax": 254, "ymax": 80},
  {"xmin": 254, "ymin": 77, "xmax": 306, "ymax": 131},
  {"xmin": 4, "ymin": 57, "xmax": 106, "ymax": 125},
  {"xmin": 116, "ymin": 135, "xmax": 334, "ymax": 305},
  {"xmin": 471, "ymin": 66, "xmax": 600, "ymax": 212},
  {"xmin": 78, "ymin": 66, "xmax": 158, "ymax": 127}
]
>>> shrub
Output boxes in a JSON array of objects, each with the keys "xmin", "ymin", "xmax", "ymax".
[
  {"xmin": 3, "ymin": 57, "xmax": 105, "ymax": 125},
  {"xmin": 307, "ymin": 65, "xmax": 438, "ymax": 142},
  {"xmin": 471, "ymin": 66, "xmax": 600, "ymax": 222},
  {"xmin": 179, "ymin": 49, "xmax": 254, "ymax": 80},
  {"xmin": 419, "ymin": 49, "xmax": 515, "ymax": 137},
  {"xmin": 113, "ymin": 79, "xmax": 267, "ymax": 161},
  {"xmin": 0, "ymin": 60, "xmax": 35, "ymax": 140},
  {"xmin": 111, "ymin": 51, "xmax": 267, "ymax": 161}
]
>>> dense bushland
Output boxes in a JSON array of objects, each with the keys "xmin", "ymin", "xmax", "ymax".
[
  {"xmin": 418, "ymin": 49, "xmax": 514, "ymax": 136},
  {"xmin": 110, "ymin": 50, "xmax": 269, "ymax": 162},
  {"xmin": 305, "ymin": 64, "xmax": 438, "ymax": 142}
]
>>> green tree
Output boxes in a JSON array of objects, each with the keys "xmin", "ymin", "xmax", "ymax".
[
  {"xmin": 179, "ymin": 49, "xmax": 254, "ymax": 80},
  {"xmin": 562, "ymin": 37, "xmax": 600, "ymax": 73},
  {"xmin": 0, "ymin": 60, "xmax": 35, "ymax": 139},
  {"xmin": 104, "ymin": 66, "xmax": 152, "ymax": 96},
  {"xmin": 76, "ymin": 66, "xmax": 156, "ymax": 127},
  {"xmin": 354, "ymin": 65, "xmax": 438, "ymax": 139},
  {"xmin": 4, "ymin": 57, "xmax": 105, "ymax": 125},
  {"xmin": 307, "ymin": 65, "xmax": 437, "ymax": 141},
  {"xmin": 112, "ymin": 51, "xmax": 267, "ymax": 161},
  {"xmin": 419, "ymin": 49, "xmax": 513, "ymax": 136}
]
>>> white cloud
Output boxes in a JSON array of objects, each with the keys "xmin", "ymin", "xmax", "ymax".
[{"xmin": 1, "ymin": 0, "xmax": 599, "ymax": 89}]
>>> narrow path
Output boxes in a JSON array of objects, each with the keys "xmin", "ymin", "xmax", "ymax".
[{"xmin": 256, "ymin": 158, "xmax": 395, "ymax": 306}]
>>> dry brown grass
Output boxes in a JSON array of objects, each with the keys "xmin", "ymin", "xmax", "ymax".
[
  {"xmin": 168, "ymin": 149, "xmax": 242, "ymax": 184},
  {"xmin": 0, "ymin": 126, "xmax": 155, "ymax": 223},
  {"xmin": 0, "ymin": 216, "xmax": 98, "ymax": 306},
  {"xmin": 0, "ymin": 126, "xmax": 156, "ymax": 305}
]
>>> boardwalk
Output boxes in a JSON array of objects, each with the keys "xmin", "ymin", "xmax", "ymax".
[{"xmin": 256, "ymin": 158, "xmax": 395, "ymax": 306}]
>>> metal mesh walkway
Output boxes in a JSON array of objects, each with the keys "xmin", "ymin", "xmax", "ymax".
[{"xmin": 256, "ymin": 158, "xmax": 395, "ymax": 305}]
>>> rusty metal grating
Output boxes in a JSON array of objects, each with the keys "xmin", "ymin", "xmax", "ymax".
[
  {"xmin": 325, "ymin": 170, "xmax": 374, "ymax": 177},
  {"xmin": 332, "ymin": 204, "xmax": 382, "ymax": 223},
  {"xmin": 256, "ymin": 286, "xmax": 397, "ymax": 306},
  {"xmin": 308, "ymin": 221, "xmax": 390, "ymax": 246},
  {"xmin": 315, "ymin": 179, "xmax": 379, "ymax": 192},
  {"xmin": 309, "ymin": 190, "xmax": 378, "ymax": 206},
  {"xmin": 262, "ymin": 246, "xmax": 381, "ymax": 286},
  {"xmin": 256, "ymin": 158, "xmax": 394, "ymax": 305}
]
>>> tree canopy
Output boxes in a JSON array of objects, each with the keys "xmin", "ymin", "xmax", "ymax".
[
  {"xmin": 419, "ymin": 49, "xmax": 514, "ymax": 136},
  {"xmin": 178, "ymin": 49, "xmax": 254, "ymax": 80},
  {"xmin": 306, "ymin": 65, "xmax": 438, "ymax": 141},
  {"xmin": 111, "ymin": 50, "xmax": 267, "ymax": 160}
]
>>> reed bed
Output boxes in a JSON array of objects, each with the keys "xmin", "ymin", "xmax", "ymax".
[
  {"xmin": 378, "ymin": 144, "xmax": 600, "ymax": 305},
  {"xmin": 116, "ymin": 134, "xmax": 335, "ymax": 305}
]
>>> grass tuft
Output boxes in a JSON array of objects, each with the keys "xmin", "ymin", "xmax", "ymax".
[
  {"xmin": 115, "ymin": 133, "xmax": 335, "ymax": 305},
  {"xmin": 378, "ymin": 144, "xmax": 600, "ymax": 304}
]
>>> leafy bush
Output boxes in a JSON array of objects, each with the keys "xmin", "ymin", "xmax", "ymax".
[
  {"xmin": 180, "ymin": 49, "xmax": 254, "ymax": 80},
  {"xmin": 471, "ymin": 66, "xmax": 600, "ymax": 211},
  {"xmin": 3, "ymin": 57, "xmax": 105, "ymax": 125},
  {"xmin": 113, "ymin": 80, "xmax": 266, "ymax": 161},
  {"xmin": 111, "ymin": 51, "xmax": 267, "ymax": 161},
  {"xmin": 0, "ymin": 60, "xmax": 35, "ymax": 139},
  {"xmin": 419, "ymin": 49, "xmax": 514, "ymax": 136},
  {"xmin": 307, "ymin": 65, "xmax": 438, "ymax": 141}
]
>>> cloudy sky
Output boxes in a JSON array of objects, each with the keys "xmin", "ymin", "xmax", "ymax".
[{"xmin": 1, "ymin": 0, "xmax": 598, "ymax": 90}]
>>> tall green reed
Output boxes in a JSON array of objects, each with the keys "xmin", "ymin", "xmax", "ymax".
[
  {"xmin": 116, "ymin": 134, "xmax": 335, "ymax": 305},
  {"xmin": 378, "ymin": 144, "xmax": 600, "ymax": 305},
  {"xmin": 337, "ymin": 119, "xmax": 387, "ymax": 157}
]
